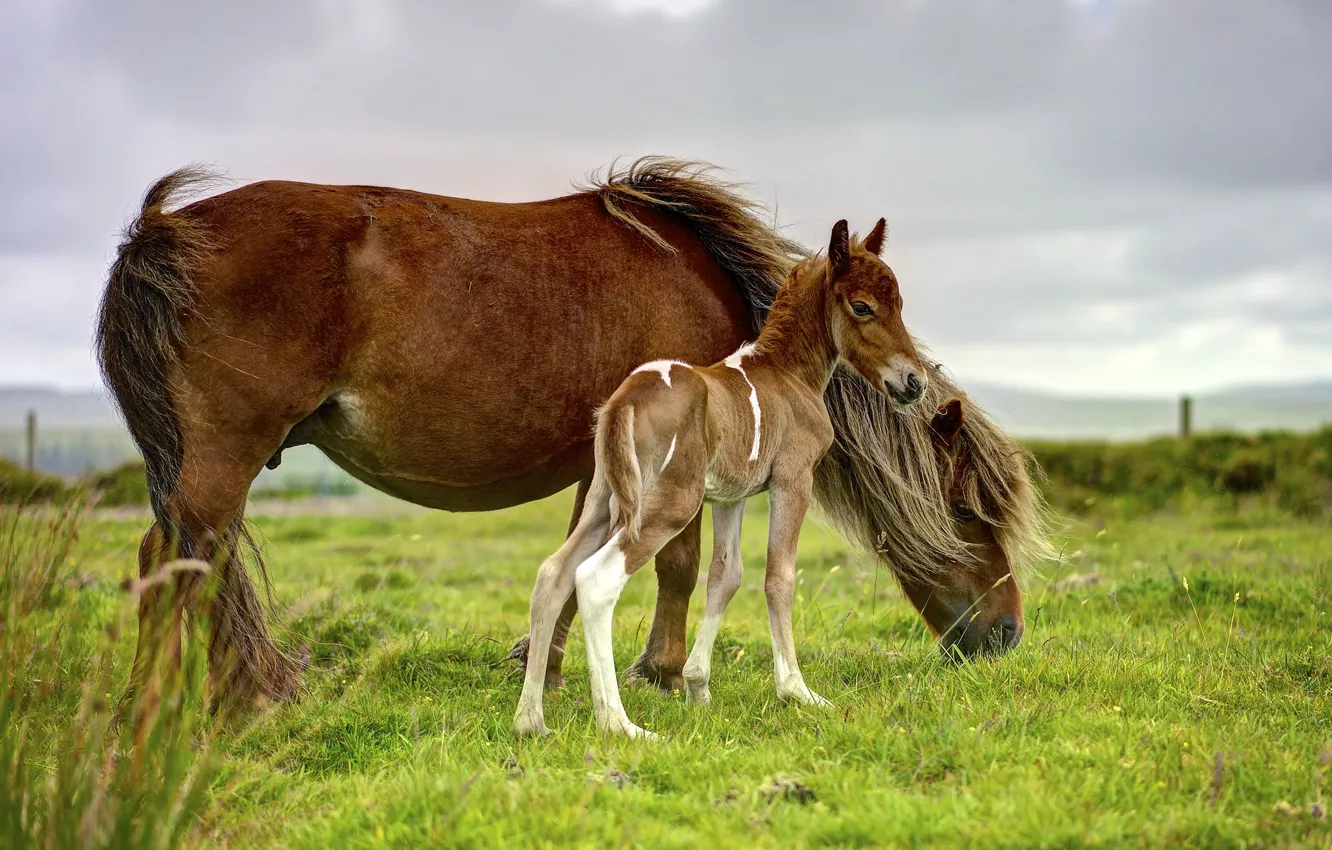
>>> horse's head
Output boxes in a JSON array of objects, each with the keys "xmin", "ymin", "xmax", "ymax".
[
  {"xmin": 899, "ymin": 398, "xmax": 1024, "ymax": 659},
  {"xmin": 823, "ymin": 219, "xmax": 927, "ymax": 407}
]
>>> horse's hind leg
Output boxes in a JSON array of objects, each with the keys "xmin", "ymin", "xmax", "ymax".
[
  {"xmin": 129, "ymin": 419, "xmax": 303, "ymax": 728},
  {"xmin": 625, "ymin": 510, "xmax": 702, "ymax": 691}
]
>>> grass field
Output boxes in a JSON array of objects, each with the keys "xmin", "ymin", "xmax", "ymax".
[{"xmin": 5, "ymin": 488, "xmax": 1332, "ymax": 848}]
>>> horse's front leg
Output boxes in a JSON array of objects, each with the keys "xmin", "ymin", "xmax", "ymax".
[{"xmin": 764, "ymin": 470, "xmax": 831, "ymax": 708}]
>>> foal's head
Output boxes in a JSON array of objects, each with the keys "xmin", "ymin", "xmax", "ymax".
[
  {"xmin": 899, "ymin": 399, "xmax": 1024, "ymax": 658},
  {"xmin": 823, "ymin": 219, "xmax": 926, "ymax": 407}
]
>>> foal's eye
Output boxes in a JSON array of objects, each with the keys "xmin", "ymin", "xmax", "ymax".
[
  {"xmin": 953, "ymin": 502, "xmax": 977, "ymax": 522},
  {"xmin": 850, "ymin": 300, "xmax": 874, "ymax": 318}
]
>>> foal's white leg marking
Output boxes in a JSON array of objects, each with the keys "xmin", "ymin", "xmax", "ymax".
[
  {"xmin": 574, "ymin": 531, "xmax": 655, "ymax": 739},
  {"xmin": 723, "ymin": 344, "xmax": 762, "ymax": 461},
  {"xmin": 632, "ymin": 359, "xmax": 688, "ymax": 388},
  {"xmin": 767, "ymin": 615, "xmax": 825, "ymax": 708},
  {"xmin": 682, "ymin": 500, "xmax": 746, "ymax": 705},
  {"xmin": 515, "ymin": 506, "xmax": 610, "ymax": 736},
  {"xmin": 660, "ymin": 434, "xmax": 677, "ymax": 473}
]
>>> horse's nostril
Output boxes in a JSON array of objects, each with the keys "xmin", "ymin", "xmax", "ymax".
[
  {"xmin": 905, "ymin": 372, "xmax": 922, "ymax": 397},
  {"xmin": 991, "ymin": 615, "xmax": 1022, "ymax": 652}
]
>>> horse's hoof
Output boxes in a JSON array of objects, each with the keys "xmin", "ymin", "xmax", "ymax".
[
  {"xmin": 506, "ymin": 635, "xmax": 531, "ymax": 665},
  {"xmin": 508, "ymin": 636, "xmax": 565, "ymax": 689},
  {"xmin": 625, "ymin": 655, "xmax": 684, "ymax": 693}
]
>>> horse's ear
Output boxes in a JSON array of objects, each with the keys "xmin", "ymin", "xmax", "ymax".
[
  {"xmin": 829, "ymin": 220, "xmax": 850, "ymax": 276},
  {"xmin": 863, "ymin": 218, "xmax": 887, "ymax": 256},
  {"xmin": 930, "ymin": 398, "xmax": 965, "ymax": 451}
]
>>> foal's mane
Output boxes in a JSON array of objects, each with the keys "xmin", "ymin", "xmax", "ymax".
[{"xmin": 585, "ymin": 157, "xmax": 1053, "ymax": 583}]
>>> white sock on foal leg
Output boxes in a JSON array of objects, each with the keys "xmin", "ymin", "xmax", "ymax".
[
  {"xmin": 575, "ymin": 532, "xmax": 654, "ymax": 738},
  {"xmin": 767, "ymin": 606, "xmax": 831, "ymax": 708}
]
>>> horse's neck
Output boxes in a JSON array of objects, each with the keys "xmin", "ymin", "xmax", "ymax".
[{"xmin": 749, "ymin": 277, "xmax": 838, "ymax": 394}]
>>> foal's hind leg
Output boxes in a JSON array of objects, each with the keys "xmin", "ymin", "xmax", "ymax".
[
  {"xmin": 514, "ymin": 480, "xmax": 612, "ymax": 737},
  {"xmin": 682, "ymin": 500, "xmax": 745, "ymax": 705},
  {"xmin": 576, "ymin": 506, "xmax": 700, "ymax": 738},
  {"xmin": 625, "ymin": 510, "xmax": 702, "ymax": 691},
  {"xmin": 508, "ymin": 478, "xmax": 589, "ymax": 689}
]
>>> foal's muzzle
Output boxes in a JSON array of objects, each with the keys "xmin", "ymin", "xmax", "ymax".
[{"xmin": 887, "ymin": 371, "xmax": 926, "ymax": 406}]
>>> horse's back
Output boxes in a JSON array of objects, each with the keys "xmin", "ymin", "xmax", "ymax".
[{"xmin": 169, "ymin": 178, "xmax": 753, "ymax": 511}]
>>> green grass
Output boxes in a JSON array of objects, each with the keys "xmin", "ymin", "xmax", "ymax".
[{"xmin": 7, "ymin": 489, "xmax": 1332, "ymax": 847}]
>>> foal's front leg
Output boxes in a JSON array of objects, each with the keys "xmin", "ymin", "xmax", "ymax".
[{"xmin": 765, "ymin": 471, "xmax": 831, "ymax": 707}]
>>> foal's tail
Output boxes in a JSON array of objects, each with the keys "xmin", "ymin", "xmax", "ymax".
[
  {"xmin": 596, "ymin": 402, "xmax": 643, "ymax": 544},
  {"xmin": 96, "ymin": 165, "xmax": 222, "ymax": 526}
]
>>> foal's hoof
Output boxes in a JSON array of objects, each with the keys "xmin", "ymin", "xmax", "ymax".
[
  {"xmin": 685, "ymin": 683, "xmax": 711, "ymax": 706},
  {"xmin": 779, "ymin": 685, "xmax": 832, "ymax": 709},
  {"xmin": 513, "ymin": 711, "xmax": 551, "ymax": 738},
  {"xmin": 614, "ymin": 723, "xmax": 657, "ymax": 740},
  {"xmin": 624, "ymin": 654, "xmax": 685, "ymax": 694}
]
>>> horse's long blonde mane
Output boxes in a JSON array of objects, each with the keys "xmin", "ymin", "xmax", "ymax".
[{"xmin": 587, "ymin": 156, "xmax": 1054, "ymax": 584}]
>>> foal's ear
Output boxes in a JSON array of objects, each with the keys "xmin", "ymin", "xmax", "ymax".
[
  {"xmin": 863, "ymin": 218, "xmax": 887, "ymax": 256},
  {"xmin": 829, "ymin": 219, "xmax": 850, "ymax": 276},
  {"xmin": 929, "ymin": 398, "xmax": 966, "ymax": 451}
]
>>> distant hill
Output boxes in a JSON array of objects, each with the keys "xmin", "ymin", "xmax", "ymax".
[
  {"xmin": 962, "ymin": 379, "xmax": 1332, "ymax": 441},
  {"xmin": 0, "ymin": 386, "xmax": 121, "ymax": 428},
  {"xmin": 3, "ymin": 380, "xmax": 1330, "ymax": 477}
]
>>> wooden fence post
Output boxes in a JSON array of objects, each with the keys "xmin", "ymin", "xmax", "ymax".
[
  {"xmin": 1179, "ymin": 395, "xmax": 1192, "ymax": 440},
  {"xmin": 25, "ymin": 409, "xmax": 37, "ymax": 473}
]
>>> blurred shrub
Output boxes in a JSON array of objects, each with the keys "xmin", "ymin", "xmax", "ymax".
[
  {"xmin": 1029, "ymin": 425, "xmax": 1332, "ymax": 517},
  {"xmin": 82, "ymin": 460, "xmax": 151, "ymax": 506},
  {"xmin": 0, "ymin": 458, "xmax": 67, "ymax": 505}
]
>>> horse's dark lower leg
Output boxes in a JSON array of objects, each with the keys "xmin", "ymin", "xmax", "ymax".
[
  {"xmin": 208, "ymin": 516, "xmax": 305, "ymax": 716},
  {"xmin": 509, "ymin": 479, "xmax": 590, "ymax": 688},
  {"xmin": 127, "ymin": 427, "xmax": 302, "ymax": 729},
  {"xmin": 626, "ymin": 510, "xmax": 702, "ymax": 691}
]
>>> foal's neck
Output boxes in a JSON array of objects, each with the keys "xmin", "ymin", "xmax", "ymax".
[{"xmin": 749, "ymin": 272, "xmax": 838, "ymax": 393}]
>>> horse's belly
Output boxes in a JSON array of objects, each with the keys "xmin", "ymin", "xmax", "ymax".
[{"xmin": 307, "ymin": 391, "xmax": 594, "ymax": 512}]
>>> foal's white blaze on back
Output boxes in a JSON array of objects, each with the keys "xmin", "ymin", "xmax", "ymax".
[
  {"xmin": 660, "ymin": 434, "xmax": 677, "ymax": 473},
  {"xmin": 632, "ymin": 359, "xmax": 688, "ymax": 388},
  {"xmin": 723, "ymin": 344, "xmax": 762, "ymax": 461}
]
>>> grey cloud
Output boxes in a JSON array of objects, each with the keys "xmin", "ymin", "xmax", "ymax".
[
  {"xmin": 1, "ymin": 0, "xmax": 1331, "ymax": 392},
  {"xmin": 1056, "ymin": 0, "xmax": 1332, "ymax": 187}
]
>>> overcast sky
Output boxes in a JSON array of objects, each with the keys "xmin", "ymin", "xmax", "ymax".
[{"xmin": 3, "ymin": 0, "xmax": 1330, "ymax": 398}]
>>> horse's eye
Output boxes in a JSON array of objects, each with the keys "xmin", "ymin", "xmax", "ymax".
[
  {"xmin": 850, "ymin": 300, "xmax": 874, "ymax": 318},
  {"xmin": 953, "ymin": 502, "xmax": 976, "ymax": 522}
]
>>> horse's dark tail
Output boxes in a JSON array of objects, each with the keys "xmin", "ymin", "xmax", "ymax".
[
  {"xmin": 97, "ymin": 168, "xmax": 304, "ymax": 710},
  {"xmin": 96, "ymin": 166, "xmax": 221, "ymax": 526},
  {"xmin": 590, "ymin": 157, "xmax": 1050, "ymax": 582}
]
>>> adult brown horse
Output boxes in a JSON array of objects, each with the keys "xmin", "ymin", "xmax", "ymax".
[{"xmin": 97, "ymin": 157, "xmax": 1049, "ymax": 716}]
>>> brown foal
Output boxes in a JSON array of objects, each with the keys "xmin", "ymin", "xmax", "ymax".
[{"xmin": 516, "ymin": 219, "xmax": 926, "ymax": 738}]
